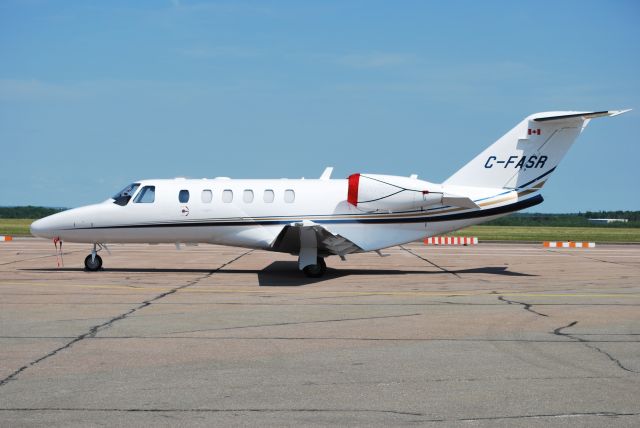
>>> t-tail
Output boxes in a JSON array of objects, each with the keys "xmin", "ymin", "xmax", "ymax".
[{"xmin": 444, "ymin": 110, "xmax": 630, "ymax": 192}]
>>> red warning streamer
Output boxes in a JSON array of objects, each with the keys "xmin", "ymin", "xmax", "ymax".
[{"xmin": 53, "ymin": 237, "xmax": 64, "ymax": 268}]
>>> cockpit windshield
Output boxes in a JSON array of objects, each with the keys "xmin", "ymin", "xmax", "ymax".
[{"xmin": 112, "ymin": 183, "xmax": 140, "ymax": 206}]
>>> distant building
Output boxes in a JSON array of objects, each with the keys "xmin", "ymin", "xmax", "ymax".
[{"xmin": 588, "ymin": 218, "xmax": 628, "ymax": 225}]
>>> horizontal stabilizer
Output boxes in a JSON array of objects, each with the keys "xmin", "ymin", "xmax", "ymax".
[{"xmin": 533, "ymin": 110, "xmax": 631, "ymax": 122}]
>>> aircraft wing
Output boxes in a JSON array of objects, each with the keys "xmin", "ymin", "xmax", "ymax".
[{"xmin": 270, "ymin": 221, "xmax": 363, "ymax": 257}]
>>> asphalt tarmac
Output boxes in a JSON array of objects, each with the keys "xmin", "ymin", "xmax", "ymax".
[{"xmin": 1, "ymin": 239, "xmax": 639, "ymax": 427}]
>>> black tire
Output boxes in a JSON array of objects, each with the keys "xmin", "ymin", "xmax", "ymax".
[
  {"xmin": 84, "ymin": 254, "xmax": 103, "ymax": 271},
  {"xmin": 303, "ymin": 257, "xmax": 326, "ymax": 278}
]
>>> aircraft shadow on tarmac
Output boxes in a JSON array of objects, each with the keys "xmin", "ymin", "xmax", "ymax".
[
  {"xmin": 24, "ymin": 261, "xmax": 535, "ymax": 286},
  {"xmin": 254, "ymin": 261, "xmax": 536, "ymax": 286}
]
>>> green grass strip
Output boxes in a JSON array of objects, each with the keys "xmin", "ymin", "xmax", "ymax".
[
  {"xmin": 3, "ymin": 219, "xmax": 640, "ymax": 243},
  {"xmin": 451, "ymin": 225, "xmax": 640, "ymax": 243}
]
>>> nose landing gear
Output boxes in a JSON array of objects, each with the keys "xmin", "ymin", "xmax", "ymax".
[
  {"xmin": 84, "ymin": 254, "xmax": 103, "ymax": 271},
  {"xmin": 84, "ymin": 243, "xmax": 107, "ymax": 271}
]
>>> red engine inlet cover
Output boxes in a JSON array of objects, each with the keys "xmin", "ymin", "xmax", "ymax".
[{"xmin": 347, "ymin": 173, "xmax": 360, "ymax": 206}]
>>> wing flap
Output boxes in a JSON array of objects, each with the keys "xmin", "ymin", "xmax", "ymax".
[{"xmin": 270, "ymin": 222, "xmax": 362, "ymax": 256}]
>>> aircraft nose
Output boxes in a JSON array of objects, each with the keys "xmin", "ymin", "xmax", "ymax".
[{"xmin": 30, "ymin": 215, "xmax": 61, "ymax": 239}]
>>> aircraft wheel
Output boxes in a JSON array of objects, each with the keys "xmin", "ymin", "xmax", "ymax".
[
  {"xmin": 303, "ymin": 257, "xmax": 326, "ymax": 278},
  {"xmin": 84, "ymin": 254, "xmax": 103, "ymax": 271}
]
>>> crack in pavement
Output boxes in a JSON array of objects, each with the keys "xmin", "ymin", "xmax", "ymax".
[
  {"xmin": 456, "ymin": 411, "xmax": 640, "ymax": 422},
  {"xmin": 399, "ymin": 245, "xmax": 461, "ymax": 278},
  {"xmin": 3, "ymin": 300, "xmax": 639, "ymax": 307},
  {"xmin": 553, "ymin": 321, "xmax": 639, "ymax": 374},
  {"xmin": 300, "ymin": 374, "xmax": 623, "ymax": 387},
  {"xmin": 0, "ymin": 250, "xmax": 253, "ymax": 388},
  {"xmin": 161, "ymin": 313, "xmax": 422, "ymax": 335},
  {"xmin": 498, "ymin": 296, "xmax": 548, "ymax": 317},
  {"xmin": 0, "ymin": 408, "xmax": 638, "ymax": 422},
  {"xmin": 2, "ymin": 336, "xmax": 639, "ymax": 343},
  {"xmin": 547, "ymin": 249, "xmax": 640, "ymax": 271}
]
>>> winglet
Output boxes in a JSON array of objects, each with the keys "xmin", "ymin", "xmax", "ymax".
[{"xmin": 319, "ymin": 167, "xmax": 333, "ymax": 180}]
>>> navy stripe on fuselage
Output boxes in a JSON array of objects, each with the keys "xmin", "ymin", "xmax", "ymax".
[{"xmin": 67, "ymin": 195, "xmax": 543, "ymax": 231}]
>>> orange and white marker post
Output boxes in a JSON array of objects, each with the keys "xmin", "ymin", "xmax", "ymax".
[
  {"xmin": 0, "ymin": 236, "xmax": 13, "ymax": 242},
  {"xmin": 424, "ymin": 236, "xmax": 478, "ymax": 245},
  {"xmin": 543, "ymin": 241, "xmax": 596, "ymax": 248}
]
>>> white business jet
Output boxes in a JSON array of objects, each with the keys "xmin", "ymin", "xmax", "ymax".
[{"xmin": 31, "ymin": 110, "xmax": 628, "ymax": 277}]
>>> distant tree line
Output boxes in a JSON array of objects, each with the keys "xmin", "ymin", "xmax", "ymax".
[
  {"xmin": 0, "ymin": 206, "xmax": 66, "ymax": 219},
  {"xmin": 485, "ymin": 211, "xmax": 640, "ymax": 228},
  {"xmin": 1, "ymin": 206, "xmax": 639, "ymax": 227}
]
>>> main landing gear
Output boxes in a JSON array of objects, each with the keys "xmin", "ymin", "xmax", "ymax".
[
  {"xmin": 84, "ymin": 243, "xmax": 106, "ymax": 271},
  {"xmin": 302, "ymin": 257, "xmax": 326, "ymax": 278}
]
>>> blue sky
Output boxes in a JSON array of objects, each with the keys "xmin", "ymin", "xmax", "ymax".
[{"xmin": 1, "ymin": 0, "xmax": 638, "ymax": 211}]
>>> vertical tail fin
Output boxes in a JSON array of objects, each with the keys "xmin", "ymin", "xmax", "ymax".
[{"xmin": 444, "ymin": 110, "xmax": 629, "ymax": 190}]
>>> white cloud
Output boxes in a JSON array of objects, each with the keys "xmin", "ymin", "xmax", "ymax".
[
  {"xmin": 178, "ymin": 45, "xmax": 261, "ymax": 60},
  {"xmin": 335, "ymin": 52, "xmax": 418, "ymax": 69},
  {"xmin": 0, "ymin": 79, "xmax": 79, "ymax": 100},
  {"xmin": 164, "ymin": 0, "xmax": 273, "ymax": 16},
  {"xmin": 0, "ymin": 78, "xmax": 262, "ymax": 103}
]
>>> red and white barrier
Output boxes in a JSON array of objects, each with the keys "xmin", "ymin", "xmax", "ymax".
[
  {"xmin": 424, "ymin": 236, "xmax": 478, "ymax": 245},
  {"xmin": 0, "ymin": 236, "xmax": 12, "ymax": 242},
  {"xmin": 544, "ymin": 241, "xmax": 595, "ymax": 248}
]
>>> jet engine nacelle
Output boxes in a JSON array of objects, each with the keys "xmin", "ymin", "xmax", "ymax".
[
  {"xmin": 347, "ymin": 173, "xmax": 442, "ymax": 212},
  {"xmin": 347, "ymin": 173, "xmax": 479, "ymax": 212}
]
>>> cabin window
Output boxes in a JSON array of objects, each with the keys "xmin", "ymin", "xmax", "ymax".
[
  {"xmin": 134, "ymin": 186, "xmax": 155, "ymax": 203},
  {"xmin": 222, "ymin": 189, "xmax": 233, "ymax": 203},
  {"xmin": 201, "ymin": 189, "xmax": 213, "ymax": 203},
  {"xmin": 243, "ymin": 189, "xmax": 254, "ymax": 203},
  {"xmin": 112, "ymin": 183, "xmax": 140, "ymax": 206},
  {"xmin": 263, "ymin": 189, "xmax": 275, "ymax": 203},
  {"xmin": 179, "ymin": 189, "xmax": 190, "ymax": 203},
  {"xmin": 284, "ymin": 189, "xmax": 295, "ymax": 203}
]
